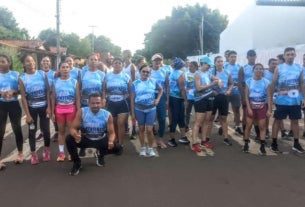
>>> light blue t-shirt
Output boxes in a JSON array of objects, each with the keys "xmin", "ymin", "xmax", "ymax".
[
  {"xmin": 224, "ymin": 63, "xmax": 240, "ymax": 95},
  {"xmin": 81, "ymin": 69, "xmax": 105, "ymax": 106},
  {"xmin": 243, "ymin": 64, "xmax": 254, "ymax": 83},
  {"xmin": 246, "ymin": 77, "xmax": 270, "ymax": 109},
  {"xmin": 81, "ymin": 107, "xmax": 110, "ymax": 141},
  {"xmin": 0, "ymin": 70, "xmax": 19, "ymax": 102},
  {"xmin": 105, "ymin": 71, "xmax": 130, "ymax": 102},
  {"xmin": 263, "ymin": 69, "xmax": 274, "ymax": 82},
  {"xmin": 185, "ymin": 71, "xmax": 196, "ymax": 100},
  {"xmin": 132, "ymin": 78, "xmax": 160, "ymax": 112},
  {"xmin": 54, "ymin": 78, "xmax": 77, "ymax": 105},
  {"xmin": 194, "ymin": 70, "xmax": 213, "ymax": 101},
  {"xmin": 150, "ymin": 66, "xmax": 170, "ymax": 91},
  {"xmin": 19, "ymin": 70, "xmax": 47, "ymax": 108},
  {"xmin": 70, "ymin": 67, "xmax": 80, "ymax": 80},
  {"xmin": 169, "ymin": 69, "xmax": 184, "ymax": 99},
  {"xmin": 275, "ymin": 63, "xmax": 302, "ymax": 106},
  {"xmin": 213, "ymin": 69, "xmax": 230, "ymax": 94}
]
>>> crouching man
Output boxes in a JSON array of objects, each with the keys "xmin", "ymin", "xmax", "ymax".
[{"xmin": 66, "ymin": 93, "xmax": 120, "ymax": 176}]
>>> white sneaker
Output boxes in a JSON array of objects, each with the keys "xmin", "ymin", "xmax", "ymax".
[
  {"xmin": 146, "ymin": 147, "xmax": 156, "ymax": 157},
  {"xmin": 139, "ymin": 147, "xmax": 147, "ymax": 156}
]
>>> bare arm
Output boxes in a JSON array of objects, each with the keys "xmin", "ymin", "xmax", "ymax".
[
  {"xmin": 107, "ymin": 115, "xmax": 115, "ymax": 149},
  {"xmin": 75, "ymin": 82, "xmax": 81, "ymax": 110},
  {"xmin": 51, "ymin": 84, "xmax": 56, "ymax": 121},
  {"xmin": 226, "ymin": 74, "xmax": 234, "ymax": 95},
  {"xmin": 69, "ymin": 108, "xmax": 82, "ymax": 141},
  {"xmin": 155, "ymin": 83, "xmax": 163, "ymax": 105},
  {"xmin": 244, "ymin": 85, "xmax": 251, "ymax": 111},
  {"xmin": 194, "ymin": 73, "xmax": 216, "ymax": 91},
  {"xmin": 19, "ymin": 79, "xmax": 32, "ymax": 124},
  {"xmin": 130, "ymin": 88, "xmax": 135, "ymax": 118},
  {"xmin": 238, "ymin": 67, "xmax": 245, "ymax": 103},
  {"xmin": 178, "ymin": 74, "xmax": 187, "ymax": 101},
  {"xmin": 269, "ymin": 66, "xmax": 279, "ymax": 99},
  {"xmin": 130, "ymin": 64, "xmax": 136, "ymax": 81}
]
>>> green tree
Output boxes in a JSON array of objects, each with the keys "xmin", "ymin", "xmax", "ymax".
[
  {"xmin": 0, "ymin": 46, "xmax": 23, "ymax": 72},
  {"xmin": 0, "ymin": 7, "xmax": 29, "ymax": 40},
  {"xmin": 142, "ymin": 4, "xmax": 228, "ymax": 59},
  {"xmin": 86, "ymin": 34, "xmax": 121, "ymax": 57},
  {"xmin": 38, "ymin": 28, "xmax": 57, "ymax": 48}
]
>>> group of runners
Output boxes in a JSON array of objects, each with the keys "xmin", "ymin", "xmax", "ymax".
[{"xmin": 0, "ymin": 47, "xmax": 305, "ymax": 176}]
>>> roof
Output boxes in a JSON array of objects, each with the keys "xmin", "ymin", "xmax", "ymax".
[
  {"xmin": 0, "ymin": 39, "xmax": 67, "ymax": 55},
  {"xmin": 0, "ymin": 39, "xmax": 45, "ymax": 50}
]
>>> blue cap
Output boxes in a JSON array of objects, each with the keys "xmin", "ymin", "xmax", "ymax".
[
  {"xmin": 199, "ymin": 56, "xmax": 214, "ymax": 67},
  {"xmin": 173, "ymin": 57, "xmax": 185, "ymax": 69}
]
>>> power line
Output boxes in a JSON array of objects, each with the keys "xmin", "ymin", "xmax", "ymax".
[
  {"xmin": 89, "ymin": 25, "xmax": 97, "ymax": 53},
  {"xmin": 56, "ymin": 0, "xmax": 61, "ymax": 69}
]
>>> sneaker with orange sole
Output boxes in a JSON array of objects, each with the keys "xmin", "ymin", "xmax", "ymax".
[{"xmin": 56, "ymin": 152, "xmax": 66, "ymax": 162}]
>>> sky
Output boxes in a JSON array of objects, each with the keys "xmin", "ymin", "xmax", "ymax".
[{"xmin": 1, "ymin": 0, "xmax": 253, "ymax": 52}]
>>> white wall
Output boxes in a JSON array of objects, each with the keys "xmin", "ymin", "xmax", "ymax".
[{"xmin": 220, "ymin": 4, "xmax": 305, "ymax": 57}]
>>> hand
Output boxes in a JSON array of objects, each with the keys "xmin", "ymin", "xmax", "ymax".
[
  {"xmin": 302, "ymin": 100, "xmax": 305, "ymax": 109},
  {"xmin": 154, "ymin": 99, "xmax": 160, "ymax": 106},
  {"xmin": 266, "ymin": 110, "xmax": 272, "ymax": 118},
  {"xmin": 225, "ymin": 90, "xmax": 232, "ymax": 96},
  {"xmin": 108, "ymin": 141, "xmax": 114, "ymax": 150},
  {"xmin": 26, "ymin": 115, "xmax": 33, "ymax": 124},
  {"xmin": 71, "ymin": 130, "xmax": 81, "ymax": 143},
  {"xmin": 212, "ymin": 79, "xmax": 219, "ymax": 85},
  {"xmin": 247, "ymin": 108, "xmax": 253, "ymax": 117},
  {"xmin": 101, "ymin": 98, "xmax": 106, "ymax": 108}
]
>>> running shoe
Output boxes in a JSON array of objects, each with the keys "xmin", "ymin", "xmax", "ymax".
[
  {"xmin": 235, "ymin": 126, "xmax": 243, "ymax": 135},
  {"xmin": 42, "ymin": 148, "xmax": 51, "ymax": 162},
  {"xmin": 69, "ymin": 163, "xmax": 81, "ymax": 176},
  {"xmin": 243, "ymin": 143, "xmax": 249, "ymax": 153},
  {"xmin": 139, "ymin": 147, "xmax": 147, "ymax": 156},
  {"xmin": 114, "ymin": 144, "xmax": 124, "ymax": 156},
  {"xmin": 178, "ymin": 136, "xmax": 190, "ymax": 144},
  {"xmin": 14, "ymin": 154, "xmax": 24, "ymax": 164},
  {"xmin": 146, "ymin": 148, "xmax": 157, "ymax": 157},
  {"xmin": 201, "ymin": 140, "xmax": 213, "ymax": 149},
  {"xmin": 259, "ymin": 145, "xmax": 266, "ymax": 156},
  {"xmin": 0, "ymin": 162, "xmax": 6, "ymax": 171},
  {"xmin": 79, "ymin": 148, "xmax": 86, "ymax": 157},
  {"xmin": 31, "ymin": 153, "xmax": 39, "ymax": 165},
  {"xmin": 292, "ymin": 141, "xmax": 305, "ymax": 154},
  {"xmin": 281, "ymin": 130, "xmax": 287, "ymax": 138},
  {"xmin": 223, "ymin": 138, "xmax": 232, "ymax": 146},
  {"xmin": 191, "ymin": 143, "xmax": 202, "ymax": 153},
  {"xmin": 270, "ymin": 142, "xmax": 279, "ymax": 153},
  {"xmin": 167, "ymin": 138, "xmax": 178, "ymax": 147},
  {"xmin": 56, "ymin": 152, "xmax": 66, "ymax": 162},
  {"xmin": 96, "ymin": 155, "xmax": 105, "ymax": 167}
]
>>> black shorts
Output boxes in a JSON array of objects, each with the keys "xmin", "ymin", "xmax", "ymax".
[
  {"xmin": 194, "ymin": 97, "xmax": 214, "ymax": 113},
  {"xmin": 107, "ymin": 99, "xmax": 129, "ymax": 117},
  {"xmin": 274, "ymin": 104, "xmax": 301, "ymax": 120},
  {"xmin": 212, "ymin": 94, "xmax": 229, "ymax": 116}
]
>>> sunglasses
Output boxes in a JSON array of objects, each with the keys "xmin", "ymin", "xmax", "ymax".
[{"xmin": 141, "ymin": 70, "xmax": 150, "ymax": 74}]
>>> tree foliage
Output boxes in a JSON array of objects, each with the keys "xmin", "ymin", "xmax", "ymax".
[
  {"xmin": 141, "ymin": 4, "xmax": 228, "ymax": 59},
  {"xmin": 0, "ymin": 7, "xmax": 29, "ymax": 40},
  {"xmin": 38, "ymin": 29, "xmax": 121, "ymax": 58}
]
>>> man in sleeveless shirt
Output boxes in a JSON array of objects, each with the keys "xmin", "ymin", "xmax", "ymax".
[{"xmin": 66, "ymin": 93, "xmax": 121, "ymax": 176}]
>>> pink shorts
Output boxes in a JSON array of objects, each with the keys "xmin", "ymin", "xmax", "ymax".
[
  {"xmin": 55, "ymin": 104, "xmax": 76, "ymax": 124},
  {"xmin": 246, "ymin": 104, "xmax": 268, "ymax": 120}
]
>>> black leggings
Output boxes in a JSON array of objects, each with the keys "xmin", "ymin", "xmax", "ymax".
[
  {"xmin": 28, "ymin": 106, "xmax": 50, "ymax": 152},
  {"xmin": 185, "ymin": 100, "xmax": 194, "ymax": 128},
  {"xmin": 66, "ymin": 135, "xmax": 108, "ymax": 164},
  {"xmin": 169, "ymin": 96, "xmax": 185, "ymax": 133},
  {"xmin": 0, "ymin": 101, "xmax": 23, "ymax": 156}
]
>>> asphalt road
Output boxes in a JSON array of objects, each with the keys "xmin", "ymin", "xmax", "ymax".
[{"xmin": 1, "ymin": 113, "xmax": 305, "ymax": 207}]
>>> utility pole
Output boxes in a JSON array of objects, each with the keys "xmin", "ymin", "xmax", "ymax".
[
  {"xmin": 89, "ymin": 25, "xmax": 97, "ymax": 53},
  {"xmin": 199, "ymin": 15, "xmax": 204, "ymax": 55},
  {"xmin": 56, "ymin": 0, "xmax": 61, "ymax": 69}
]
